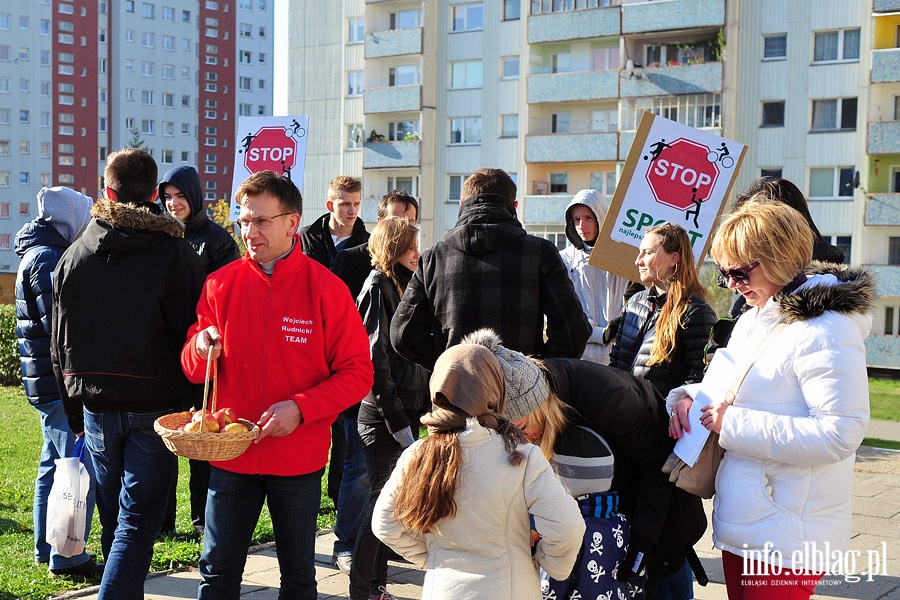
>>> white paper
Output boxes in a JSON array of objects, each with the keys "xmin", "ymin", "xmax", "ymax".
[{"xmin": 673, "ymin": 348, "xmax": 737, "ymax": 467}]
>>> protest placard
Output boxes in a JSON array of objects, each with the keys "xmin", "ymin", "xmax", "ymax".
[{"xmin": 589, "ymin": 111, "xmax": 747, "ymax": 281}]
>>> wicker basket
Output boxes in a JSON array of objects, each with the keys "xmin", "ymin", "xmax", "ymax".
[{"xmin": 154, "ymin": 353, "xmax": 258, "ymax": 461}]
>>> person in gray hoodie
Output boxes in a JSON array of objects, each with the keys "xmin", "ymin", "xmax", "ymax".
[
  {"xmin": 15, "ymin": 186, "xmax": 103, "ymax": 578},
  {"xmin": 559, "ymin": 189, "xmax": 632, "ymax": 365},
  {"xmin": 158, "ymin": 165, "xmax": 241, "ymax": 537}
]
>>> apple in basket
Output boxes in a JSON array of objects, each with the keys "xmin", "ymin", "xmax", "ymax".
[
  {"xmin": 213, "ymin": 407, "xmax": 239, "ymax": 430},
  {"xmin": 222, "ymin": 421, "xmax": 249, "ymax": 433},
  {"xmin": 187, "ymin": 411, "xmax": 220, "ymax": 433}
]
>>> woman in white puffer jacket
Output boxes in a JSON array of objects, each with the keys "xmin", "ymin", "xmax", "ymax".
[{"xmin": 667, "ymin": 198, "xmax": 874, "ymax": 600}]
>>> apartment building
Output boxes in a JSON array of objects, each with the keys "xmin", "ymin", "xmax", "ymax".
[
  {"xmin": 283, "ymin": 0, "xmax": 898, "ymax": 369},
  {"xmin": 0, "ymin": 0, "xmax": 273, "ymax": 272}
]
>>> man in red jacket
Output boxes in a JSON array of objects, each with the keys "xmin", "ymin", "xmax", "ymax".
[{"xmin": 181, "ymin": 170, "xmax": 373, "ymax": 600}]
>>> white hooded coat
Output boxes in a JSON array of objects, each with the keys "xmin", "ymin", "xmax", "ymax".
[{"xmin": 559, "ymin": 190, "xmax": 630, "ymax": 364}]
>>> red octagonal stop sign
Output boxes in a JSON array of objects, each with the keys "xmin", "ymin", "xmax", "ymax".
[
  {"xmin": 645, "ymin": 138, "xmax": 719, "ymax": 211},
  {"xmin": 242, "ymin": 126, "xmax": 297, "ymax": 174}
]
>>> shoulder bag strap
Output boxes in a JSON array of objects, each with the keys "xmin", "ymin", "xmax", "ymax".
[{"xmin": 723, "ymin": 321, "xmax": 788, "ymax": 406}]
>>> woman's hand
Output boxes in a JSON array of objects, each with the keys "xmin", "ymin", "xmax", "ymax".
[
  {"xmin": 700, "ymin": 401, "xmax": 728, "ymax": 434},
  {"xmin": 668, "ymin": 397, "xmax": 693, "ymax": 439}
]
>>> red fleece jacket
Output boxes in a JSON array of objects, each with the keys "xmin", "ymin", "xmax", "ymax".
[{"xmin": 181, "ymin": 239, "xmax": 373, "ymax": 476}]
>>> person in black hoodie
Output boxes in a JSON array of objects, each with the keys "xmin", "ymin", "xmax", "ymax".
[
  {"xmin": 348, "ymin": 217, "xmax": 430, "ymax": 600},
  {"xmin": 158, "ymin": 165, "xmax": 241, "ymax": 537},
  {"xmin": 16, "ymin": 186, "xmax": 104, "ymax": 579},
  {"xmin": 51, "ymin": 148, "xmax": 204, "ymax": 599}
]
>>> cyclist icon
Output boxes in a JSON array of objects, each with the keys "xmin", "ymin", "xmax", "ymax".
[
  {"xmin": 706, "ymin": 142, "xmax": 734, "ymax": 169},
  {"xmin": 285, "ymin": 119, "xmax": 306, "ymax": 139}
]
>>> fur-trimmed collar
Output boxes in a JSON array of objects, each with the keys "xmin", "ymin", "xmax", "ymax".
[
  {"xmin": 91, "ymin": 198, "xmax": 185, "ymax": 238},
  {"xmin": 777, "ymin": 261, "xmax": 875, "ymax": 324}
]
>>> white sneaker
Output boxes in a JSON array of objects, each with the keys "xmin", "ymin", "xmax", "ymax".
[
  {"xmin": 369, "ymin": 586, "xmax": 398, "ymax": 600},
  {"xmin": 333, "ymin": 554, "xmax": 352, "ymax": 575}
]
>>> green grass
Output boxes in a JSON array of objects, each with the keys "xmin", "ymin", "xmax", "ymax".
[
  {"xmin": 862, "ymin": 437, "xmax": 900, "ymax": 451},
  {"xmin": 0, "ymin": 385, "xmax": 336, "ymax": 599},
  {"xmin": 869, "ymin": 378, "xmax": 900, "ymax": 421}
]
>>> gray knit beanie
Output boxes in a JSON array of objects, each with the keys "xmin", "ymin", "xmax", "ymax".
[
  {"xmin": 551, "ymin": 425, "xmax": 614, "ymax": 497},
  {"xmin": 459, "ymin": 328, "xmax": 551, "ymax": 421}
]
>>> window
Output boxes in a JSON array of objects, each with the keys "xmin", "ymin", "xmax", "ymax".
[
  {"xmin": 20, "ymin": 203, "xmax": 29, "ymax": 216},
  {"xmin": 125, "ymin": 29, "xmax": 135, "ymax": 42},
  {"xmin": 551, "ymin": 112, "xmax": 570, "ymax": 133},
  {"xmin": 450, "ymin": 117, "xmax": 482, "ymax": 145},
  {"xmin": 163, "ymin": 6, "xmax": 175, "ymax": 21},
  {"xmin": 239, "ymin": 50, "xmax": 251, "ymax": 64},
  {"xmin": 390, "ymin": 10, "xmax": 421, "ymax": 30},
  {"xmin": 809, "ymin": 167, "xmax": 854, "ymax": 198},
  {"xmin": 811, "ymin": 98, "xmax": 856, "ymax": 131},
  {"xmin": 0, "ymin": 109, "xmax": 8, "ymax": 125},
  {"xmin": 239, "ymin": 103, "xmax": 252, "ymax": 116},
  {"xmin": 500, "ymin": 114, "xmax": 518, "ymax": 138},
  {"xmin": 761, "ymin": 101, "xmax": 785, "ymax": 127},
  {"xmin": 182, "ymin": 66, "xmax": 191, "ymax": 79},
  {"xmin": 886, "ymin": 306, "xmax": 897, "ymax": 335},
  {"xmin": 163, "ymin": 121, "xmax": 174, "ymax": 135},
  {"xmin": 552, "ymin": 53, "xmax": 571, "ymax": 73},
  {"xmin": 58, "ymin": 33, "xmax": 74, "ymax": 44},
  {"xmin": 19, "ymin": 172, "xmax": 30, "ymax": 185},
  {"xmin": 590, "ymin": 109, "xmax": 618, "ymax": 132},
  {"xmin": 889, "ymin": 237, "xmax": 900, "ymax": 265},
  {"xmin": 182, "ymin": 94, "xmax": 191, "ymax": 107},
  {"xmin": 142, "ymin": 32, "xmax": 154, "ymax": 47},
  {"xmin": 41, "ymin": 19, "xmax": 50, "ymax": 34},
  {"xmin": 348, "ymin": 18, "xmax": 364, "ymax": 43},
  {"xmin": 0, "ymin": 45, "xmax": 9, "ymax": 62},
  {"xmin": 239, "ymin": 77, "xmax": 252, "ymax": 91},
  {"xmin": 0, "ymin": 78, "xmax": 7, "ymax": 92},
  {"xmin": 0, "ymin": 234, "xmax": 9, "ymax": 249},
  {"xmin": 126, "ymin": 0, "xmax": 135, "ymax": 11},
  {"xmin": 813, "ymin": 29, "xmax": 860, "ymax": 63},
  {"xmin": 239, "ymin": 23, "xmax": 252, "ymax": 37},
  {"xmin": 19, "ymin": 15, "xmax": 29, "ymax": 29},
  {"xmin": 388, "ymin": 120, "xmax": 419, "ymax": 141},
  {"xmin": 19, "ymin": 141, "xmax": 29, "ymax": 154},
  {"xmin": 162, "ymin": 64, "xmax": 174, "ymax": 79},
  {"xmin": 182, "ymin": 10, "xmax": 191, "ymax": 22},
  {"xmin": 98, "ymin": 117, "xmax": 107, "ymax": 132},
  {"xmin": 0, "ymin": 141, "xmax": 7, "ymax": 155},
  {"xmin": 40, "ymin": 50, "xmax": 50, "ymax": 66},
  {"xmin": 347, "ymin": 124, "xmax": 364, "ymax": 149},
  {"xmin": 589, "ymin": 171, "xmax": 618, "ymax": 195},
  {"xmin": 502, "ymin": 56, "xmax": 519, "ymax": 79},
  {"xmin": 0, "ymin": 172, "xmax": 8, "ymax": 187},
  {"xmin": 19, "ymin": 110, "xmax": 29, "ymax": 123},
  {"xmin": 550, "ymin": 173, "xmax": 568, "ymax": 194},
  {"xmin": 141, "ymin": 90, "xmax": 154, "ymax": 105},
  {"xmin": 621, "ymin": 93, "xmax": 721, "ymax": 131},
  {"xmin": 182, "ymin": 123, "xmax": 190, "ymax": 135},
  {"xmin": 258, "ymin": 79, "xmax": 265, "ymax": 89},
  {"xmin": 760, "ymin": 168, "xmax": 783, "ymax": 179},
  {"xmin": 258, "ymin": 52, "xmax": 267, "ymax": 64},
  {"xmin": 449, "ymin": 174, "xmax": 471, "ymax": 202},
  {"xmin": 98, "ymin": 28, "xmax": 107, "ymax": 42},
  {"xmin": 592, "ymin": 47, "xmax": 620, "ymax": 71},
  {"xmin": 125, "ymin": 117, "xmax": 135, "ymax": 129},
  {"xmin": 389, "ymin": 65, "xmax": 420, "ymax": 86},
  {"xmin": 141, "ymin": 119, "xmax": 155, "ymax": 135},
  {"xmin": 763, "ymin": 34, "xmax": 787, "ymax": 59},
  {"xmin": 348, "ymin": 71, "xmax": 363, "ymax": 96},
  {"xmin": 162, "ymin": 35, "xmax": 174, "ymax": 50},
  {"xmin": 504, "ymin": 0, "xmax": 520, "ymax": 20},
  {"xmin": 19, "ymin": 47, "xmax": 30, "ymax": 61},
  {"xmin": 452, "ymin": 3, "xmax": 483, "ymax": 32},
  {"xmin": 142, "ymin": 2, "xmax": 154, "ymax": 18},
  {"xmin": 141, "ymin": 61, "xmax": 154, "ymax": 76},
  {"xmin": 0, "ymin": 14, "xmax": 7, "ymax": 29},
  {"xmin": 450, "ymin": 60, "xmax": 483, "ymax": 89},
  {"xmin": 162, "ymin": 93, "xmax": 174, "ymax": 107}
]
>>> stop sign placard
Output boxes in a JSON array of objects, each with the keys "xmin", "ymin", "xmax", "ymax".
[
  {"xmin": 645, "ymin": 138, "xmax": 719, "ymax": 211},
  {"xmin": 242, "ymin": 126, "xmax": 297, "ymax": 174}
]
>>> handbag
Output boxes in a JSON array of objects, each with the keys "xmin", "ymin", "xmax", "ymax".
[
  {"xmin": 46, "ymin": 437, "xmax": 90, "ymax": 557},
  {"xmin": 662, "ymin": 322, "xmax": 787, "ymax": 498}
]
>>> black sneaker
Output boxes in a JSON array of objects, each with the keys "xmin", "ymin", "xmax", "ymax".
[{"xmin": 49, "ymin": 557, "xmax": 105, "ymax": 579}]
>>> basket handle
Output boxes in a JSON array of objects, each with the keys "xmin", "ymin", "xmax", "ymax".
[{"xmin": 200, "ymin": 351, "xmax": 218, "ymax": 420}]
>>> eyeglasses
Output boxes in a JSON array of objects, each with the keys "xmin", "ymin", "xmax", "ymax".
[
  {"xmin": 715, "ymin": 262, "xmax": 759, "ymax": 286},
  {"xmin": 237, "ymin": 212, "xmax": 293, "ymax": 231}
]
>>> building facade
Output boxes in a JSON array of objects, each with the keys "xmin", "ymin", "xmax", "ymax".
[{"xmin": 0, "ymin": 0, "xmax": 273, "ymax": 271}]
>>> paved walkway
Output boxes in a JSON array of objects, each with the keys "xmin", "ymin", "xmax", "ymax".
[{"xmin": 61, "ymin": 429, "xmax": 900, "ymax": 600}]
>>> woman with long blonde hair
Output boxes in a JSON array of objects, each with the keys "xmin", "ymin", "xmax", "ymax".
[
  {"xmin": 349, "ymin": 217, "xmax": 431, "ymax": 600},
  {"xmin": 371, "ymin": 343, "xmax": 584, "ymax": 600}
]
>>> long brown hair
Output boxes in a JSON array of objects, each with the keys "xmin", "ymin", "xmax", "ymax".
[
  {"xmin": 368, "ymin": 217, "xmax": 418, "ymax": 294},
  {"xmin": 645, "ymin": 223, "xmax": 710, "ymax": 366}
]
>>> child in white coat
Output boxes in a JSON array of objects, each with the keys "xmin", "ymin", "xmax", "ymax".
[{"xmin": 372, "ymin": 343, "xmax": 585, "ymax": 600}]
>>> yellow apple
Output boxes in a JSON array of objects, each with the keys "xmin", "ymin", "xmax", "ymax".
[{"xmin": 222, "ymin": 422, "xmax": 249, "ymax": 433}]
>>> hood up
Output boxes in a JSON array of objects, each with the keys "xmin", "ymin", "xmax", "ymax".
[
  {"xmin": 564, "ymin": 189, "xmax": 608, "ymax": 249},
  {"xmin": 158, "ymin": 165, "xmax": 207, "ymax": 233}
]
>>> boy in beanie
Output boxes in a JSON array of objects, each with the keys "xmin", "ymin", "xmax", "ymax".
[{"xmin": 540, "ymin": 425, "xmax": 645, "ymax": 600}]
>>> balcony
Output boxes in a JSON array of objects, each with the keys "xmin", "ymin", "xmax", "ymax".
[
  {"xmin": 525, "ymin": 132, "xmax": 618, "ymax": 163},
  {"xmin": 871, "ymin": 48, "xmax": 900, "ymax": 83},
  {"xmin": 866, "ymin": 193, "xmax": 900, "ymax": 226},
  {"xmin": 365, "ymin": 28, "xmax": 422, "ymax": 59},
  {"xmin": 620, "ymin": 62, "xmax": 722, "ymax": 98},
  {"xmin": 622, "ymin": 0, "xmax": 724, "ymax": 34},
  {"xmin": 868, "ymin": 121, "xmax": 900, "ymax": 154},
  {"xmin": 364, "ymin": 85, "xmax": 421, "ymax": 114},
  {"xmin": 874, "ymin": 0, "xmax": 900, "ymax": 12},
  {"xmin": 363, "ymin": 141, "xmax": 420, "ymax": 169},
  {"xmin": 527, "ymin": 6, "xmax": 619, "ymax": 44},
  {"xmin": 866, "ymin": 337, "xmax": 900, "ymax": 369},
  {"xmin": 527, "ymin": 70, "xmax": 619, "ymax": 103},
  {"xmin": 867, "ymin": 264, "xmax": 900, "ymax": 297},
  {"xmin": 522, "ymin": 195, "xmax": 573, "ymax": 225}
]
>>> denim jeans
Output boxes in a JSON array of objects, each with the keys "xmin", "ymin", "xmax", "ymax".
[
  {"xmin": 198, "ymin": 466, "xmax": 324, "ymax": 600},
  {"xmin": 83, "ymin": 407, "xmax": 177, "ymax": 600},
  {"xmin": 33, "ymin": 400, "xmax": 96, "ymax": 570},
  {"xmin": 654, "ymin": 560, "xmax": 694, "ymax": 600},
  {"xmin": 333, "ymin": 413, "xmax": 370, "ymax": 557}
]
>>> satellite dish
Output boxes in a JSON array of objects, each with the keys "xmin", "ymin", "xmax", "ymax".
[
  {"xmin": 623, "ymin": 59, "xmax": 634, "ymax": 79},
  {"xmin": 352, "ymin": 125, "xmax": 363, "ymax": 144}
]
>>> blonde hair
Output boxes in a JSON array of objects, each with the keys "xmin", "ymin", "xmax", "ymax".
[
  {"xmin": 327, "ymin": 175, "xmax": 361, "ymax": 202},
  {"xmin": 644, "ymin": 223, "xmax": 710, "ymax": 367},
  {"xmin": 514, "ymin": 363, "xmax": 572, "ymax": 460},
  {"xmin": 368, "ymin": 217, "xmax": 419, "ymax": 294},
  {"xmin": 711, "ymin": 196, "xmax": 813, "ymax": 286}
]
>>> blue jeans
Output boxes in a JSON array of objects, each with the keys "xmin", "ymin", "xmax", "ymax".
[
  {"xmin": 333, "ymin": 413, "xmax": 370, "ymax": 557},
  {"xmin": 33, "ymin": 400, "xmax": 96, "ymax": 570},
  {"xmin": 655, "ymin": 561, "xmax": 694, "ymax": 600},
  {"xmin": 83, "ymin": 407, "xmax": 177, "ymax": 600},
  {"xmin": 198, "ymin": 466, "xmax": 324, "ymax": 600}
]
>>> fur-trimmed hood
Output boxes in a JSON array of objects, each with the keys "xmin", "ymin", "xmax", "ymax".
[
  {"xmin": 777, "ymin": 261, "xmax": 876, "ymax": 324},
  {"xmin": 80, "ymin": 198, "xmax": 185, "ymax": 257}
]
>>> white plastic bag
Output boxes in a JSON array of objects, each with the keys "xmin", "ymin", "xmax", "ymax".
[{"xmin": 46, "ymin": 456, "xmax": 89, "ymax": 557}]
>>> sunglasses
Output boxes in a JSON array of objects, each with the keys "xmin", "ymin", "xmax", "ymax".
[{"xmin": 715, "ymin": 262, "xmax": 759, "ymax": 286}]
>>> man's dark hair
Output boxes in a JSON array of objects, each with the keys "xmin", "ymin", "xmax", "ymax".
[
  {"xmin": 734, "ymin": 176, "xmax": 825, "ymax": 243},
  {"xmin": 461, "ymin": 168, "xmax": 517, "ymax": 214},
  {"xmin": 104, "ymin": 148, "xmax": 158, "ymax": 205},
  {"xmin": 236, "ymin": 170, "xmax": 302, "ymax": 216},
  {"xmin": 377, "ymin": 189, "xmax": 419, "ymax": 221}
]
